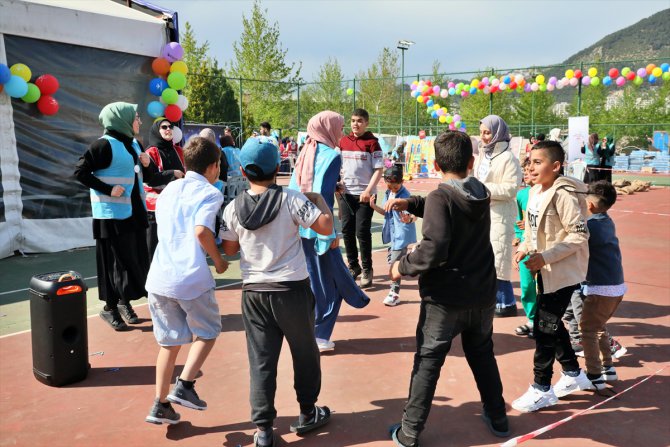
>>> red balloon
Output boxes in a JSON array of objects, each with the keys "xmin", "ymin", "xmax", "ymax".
[
  {"xmin": 626, "ymin": 71, "xmax": 636, "ymax": 81},
  {"xmin": 608, "ymin": 68, "xmax": 619, "ymax": 78},
  {"xmin": 35, "ymin": 74, "xmax": 59, "ymax": 95},
  {"xmin": 490, "ymin": 85, "xmax": 499, "ymax": 93},
  {"xmin": 164, "ymin": 104, "xmax": 182, "ymax": 122},
  {"xmin": 477, "ymin": 82, "xmax": 485, "ymax": 89},
  {"xmin": 509, "ymin": 81, "xmax": 518, "ymax": 90},
  {"xmin": 37, "ymin": 95, "xmax": 59, "ymax": 115},
  {"xmin": 574, "ymin": 69, "xmax": 583, "ymax": 79},
  {"xmin": 425, "ymin": 80, "xmax": 432, "ymax": 86}
]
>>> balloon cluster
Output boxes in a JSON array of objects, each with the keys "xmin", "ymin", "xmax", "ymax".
[
  {"xmin": 409, "ymin": 79, "xmax": 467, "ymax": 131},
  {"xmin": 0, "ymin": 63, "xmax": 60, "ymax": 115},
  {"xmin": 598, "ymin": 63, "xmax": 670, "ymax": 87},
  {"xmin": 146, "ymin": 42, "xmax": 189, "ymax": 124}
]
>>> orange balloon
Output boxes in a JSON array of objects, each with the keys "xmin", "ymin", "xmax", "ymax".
[
  {"xmin": 646, "ymin": 64, "xmax": 656, "ymax": 75},
  {"xmin": 152, "ymin": 58, "xmax": 171, "ymax": 76}
]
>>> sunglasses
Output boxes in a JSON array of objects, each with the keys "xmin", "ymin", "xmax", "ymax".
[{"xmin": 160, "ymin": 124, "xmax": 174, "ymax": 130}]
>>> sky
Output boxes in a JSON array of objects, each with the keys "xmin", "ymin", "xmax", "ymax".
[{"xmin": 155, "ymin": 0, "xmax": 669, "ymax": 82}]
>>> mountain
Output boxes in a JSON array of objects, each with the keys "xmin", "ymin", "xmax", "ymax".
[{"xmin": 563, "ymin": 9, "xmax": 670, "ymax": 64}]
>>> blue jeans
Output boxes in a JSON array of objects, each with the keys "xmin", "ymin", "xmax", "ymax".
[{"xmin": 495, "ymin": 279, "xmax": 516, "ymax": 308}]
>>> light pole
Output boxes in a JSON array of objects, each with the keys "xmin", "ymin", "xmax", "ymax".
[{"xmin": 397, "ymin": 39, "xmax": 414, "ymax": 137}]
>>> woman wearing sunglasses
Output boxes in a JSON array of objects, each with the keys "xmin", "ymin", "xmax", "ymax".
[{"xmin": 144, "ymin": 119, "xmax": 185, "ymax": 257}]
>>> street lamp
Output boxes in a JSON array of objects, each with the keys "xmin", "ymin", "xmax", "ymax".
[{"xmin": 397, "ymin": 39, "xmax": 414, "ymax": 136}]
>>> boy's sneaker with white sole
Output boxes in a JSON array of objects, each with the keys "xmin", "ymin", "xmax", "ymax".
[
  {"xmin": 145, "ymin": 399, "xmax": 181, "ymax": 425},
  {"xmin": 554, "ymin": 370, "xmax": 595, "ymax": 398},
  {"xmin": 512, "ymin": 385, "xmax": 559, "ymax": 413},
  {"xmin": 167, "ymin": 377, "xmax": 207, "ymax": 410},
  {"xmin": 383, "ymin": 292, "xmax": 400, "ymax": 307},
  {"xmin": 601, "ymin": 366, "xmax": 618, "ymax": 381}
]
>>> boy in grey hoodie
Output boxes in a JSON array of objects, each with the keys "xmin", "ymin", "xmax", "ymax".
[
  {"xmin": 385, "ymin": 131, "xmax": 508, "ymax": 446},
  {"xmin": 219, "ymin": 137, "xmax": 333, "ymax": 447}
]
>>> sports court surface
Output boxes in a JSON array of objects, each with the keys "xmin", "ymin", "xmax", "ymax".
[{"xmin": 0, "ymin": 179, "xmax": 668, "ymax": 447}]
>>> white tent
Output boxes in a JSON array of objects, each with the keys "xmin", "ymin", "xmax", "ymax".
[{"xmin": 0, "ymin": 0, "xmax": 172, "ymax": 258}]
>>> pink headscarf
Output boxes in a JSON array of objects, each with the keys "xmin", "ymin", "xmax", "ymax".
[{"xmin": 294, "ymin": 111, "xmax": 344, "ymax": 192}]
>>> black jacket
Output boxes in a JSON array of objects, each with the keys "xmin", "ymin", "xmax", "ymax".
[{"xmin": 398, "ymin": 177, "xmax": 497, "ymax": 309}]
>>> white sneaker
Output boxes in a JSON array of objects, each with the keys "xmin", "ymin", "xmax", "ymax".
[
  {"xmin": 383, "ymin": 292, "xmax": 400, "ymax": 307},
  {"xmin": 316, "ymin": 338, "xmax": 335, "ymax": 352},
  {"xmin": 554, "ymin": 370, "xmax": 595, "ymax": 398},
  {"xmin": 601, "ymin": 366, "xmax": 618, "ymax": 381},
  {"xmin": 512, "ymin": 385, "xmax": 558, "ymax": 413}
]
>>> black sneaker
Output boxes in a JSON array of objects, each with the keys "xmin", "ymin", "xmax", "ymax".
[
  {"xmin": 145, "ymin": 399, "xmax": 181, "ymax": 425},
  {"xmin": 360, "ymin": 269, "xmax": 373, "ymax": 289},
  {"xmin": 99, "ymin": 308, "xmax": 128, "ymax": 331},
  {"xmin": 349, "ymin": 264, "xmax": 362, "ymax": 280},
  {"xmin": 494, "ymin": 306, "xmax": 517, "ymax": 318},
  {"xmin": 167, "ymin": 377, "xmax": 207, "ymax": 410},
  {"xmin": 481, "ymin": 411, "xmax": 510, "ymax": 437},
  {"xmin": 117, "ymin": 303, "xmax": 140, "ymax": 324}
]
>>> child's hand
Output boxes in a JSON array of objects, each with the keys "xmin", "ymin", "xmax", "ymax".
[
  {"xmin": 329, "ymin": 235, "xmax": 340, "ymax": 250},
  {"xmin": 524, "ymin": 253, "xmax": 545, "ymax": 272},
  {"xmin": 513, "ymin": 250, "xmax": 526, "ymax": 269},
  {"xmin": 516, "ymin": 219, "xmax": 525, "ymax": 230},
  {"xmin": 214, "ymin": 257, "xmax": 229, "ymax": 274},
  {"xmin": 369, "ymin": 194, "xmax": 377, "ymax": 207},
  {"xmin": 384, "ymin": 198, "xmax": 408, "ymax": 213},
  {"xmin": 389, "ymin": 261, "xmax": 402, "ymax": 281},
  {"xmin": 512, "ymin": 237, "xmax": 520, "ymax": 247},
  {"xmin": 400, "ymin": 212, "xmax": 415, "ymax": 224}
]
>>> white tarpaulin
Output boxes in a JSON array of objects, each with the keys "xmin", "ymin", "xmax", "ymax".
[{"xmin": 568, "ymin": 116, "xmax": 590, "ymax": 163}]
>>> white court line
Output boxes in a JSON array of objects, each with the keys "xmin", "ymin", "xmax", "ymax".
[{"xmin": 611, "ymin": 209, "xmax": 670, "ymax": 217}]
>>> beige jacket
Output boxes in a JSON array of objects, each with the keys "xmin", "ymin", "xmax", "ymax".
[
  {"xmin": 473, "ymin": 141, "xmax": 522, "ymax": 281},
  {"xmin": 520, "ymin": 176, "xmax": 589, "ymax": 293}
]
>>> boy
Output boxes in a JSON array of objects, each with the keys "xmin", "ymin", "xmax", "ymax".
[
  {"xmin": 385, "ymin": 131, "xmax": 508, "ymax": 446},
  {"xmin": 513, "ymin": 159, "xmax": 537, "ymax": 338},
  {"xmin": 337, "ymin": 108, "xmax": 384, "ymax": 288},
  {"xmin": 512, "ymin": 140, "xmax": 592, "ymax": 413},
  {"xmin": 219, "ymin": 138, "xmax": 333, "ymax": 447},
  {"xmin": 579, "ymin": 180, "xmax": 627, "ymax": 389},
  {"xmin": 369, "ymin": 164, "xmax": 417, "ymax": 306},
  {"xmin": 144, "ymin": 137, "xmax": 228, "ymax": 425}
]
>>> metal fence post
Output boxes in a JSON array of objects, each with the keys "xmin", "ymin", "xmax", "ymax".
[
  {"xmin": 238, "ymin": 77, "xmax": 244, "ymax": 142},
  {"xmin": 296, "ymin": 82, "xmax": 301, "ymax": 131}
]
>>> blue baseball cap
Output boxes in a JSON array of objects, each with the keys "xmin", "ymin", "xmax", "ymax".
[{"xmin": 239, "ymin": 137, "xmax": 280, "ymax": 177}]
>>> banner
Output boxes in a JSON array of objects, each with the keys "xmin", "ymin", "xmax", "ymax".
[
  {"xmin": 404, "ymin": 136, "xmax": 439, "ymax": 178},
  {"xmin": 568, "ymin": 116, "xmax": 589, "ymax": 163}
]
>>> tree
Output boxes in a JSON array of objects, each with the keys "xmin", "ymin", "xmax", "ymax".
[
  {"xmin": 299, "ymin": 57, "xmax": 347, "ymax": 126},
  {"xmin": 180, "ymin": 22, "xmax": 238, "ymax": 124},
  {"xmin": 356, "ymin": 47, "xmax": 399, "ymax": 134},
  {"xmin": 229, "ymin": 0, "xmax": 301, "ymax": 136}
]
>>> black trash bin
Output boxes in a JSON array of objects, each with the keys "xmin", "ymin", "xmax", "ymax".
[{"xmin": 29, "ymin": 271, "xmax": 89, "ymax": 386}]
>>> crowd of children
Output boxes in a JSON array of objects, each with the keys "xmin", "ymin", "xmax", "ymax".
[{"xmin": 88, "ymin": 104, "xmax": 628, "ymax": 446}]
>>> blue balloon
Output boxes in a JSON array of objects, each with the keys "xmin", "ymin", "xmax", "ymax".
[
  {"xmin": 448, "ymin": 87, "xmax": 455, "ymax": 95},
  {"xmin": 602, "ymin": 76, "xmax": 612, "ymax": 86},
  {"xmin": 661, "ymin": 63, "xmax": 669, "ymax": 73},
  {"xmin": 149, "ymin": 77, "xmax": 168, "ymax": 96},
  {"xmin": 411, "ymin": 90, "xmax": 419, "ymax": 98},
  {"xmin": 147, "ymin": 101, "xmax": 165, "ymax": 118},
  {"xmin": 426, "ymin": 99, "xmax": 434, "ymax": 107},
  {"xmin": 469, "ymin": 87, "xmax": 477, "ymax": 95},
  {"xmin": 431, "ymin": 111, "xmax": 438, "ymax": 119},
  {"xmin": 0, "ymin": 64, "xmax": 10, "ymax": 84},
  {"xmin": 648, "ymin": 75, "xmax": 656, "ymax": 83},
  {"xmin": 503, "ymin": 76, "xmax": 511, "ymax": 84},
  {"xmin": 4, "ymin": 75, "xmax": 28, "ymax": 98}
]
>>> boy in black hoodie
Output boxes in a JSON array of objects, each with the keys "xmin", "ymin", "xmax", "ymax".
[
  {"xmin": 219, "ymin": 138, "xmax": 334, "ymax": 447},
  {"xmin": 385, "ymin": 131, "xmax": 509, "ymax": 446}
]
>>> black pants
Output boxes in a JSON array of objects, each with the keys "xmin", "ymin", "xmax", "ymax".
[
  {"xmin": 146, "ymin": 212, "xmax": 159, "ymax": 262},
  {"xmin": 96, "ymin": 229, "xmax": 149, "ymax": 307},
  {"xmin": 533, "ymin": 276, "xmax": 580, "ymax": 386},
  {"xmin": 337, "ymin": 193, "xmax": 374, "ymax": 271},
  {"xmin": 241, "ymin": 282, "xmax": 321, "ymax": 428},
  {"xmin": 401, "ymin": 301, "xmax": 506, "ymax": 439}
]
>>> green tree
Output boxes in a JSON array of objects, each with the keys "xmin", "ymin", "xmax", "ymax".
[
  {"xmin": 180, "ymin": 22, "xmax": 239, "ymax": 124},
  {"xmin": 229, "ymin": 0, "xmax": 301, "ymax": 136},
  {"xmin": 356, "ymin": 47, "xmax": 399, "ymax": 134},
  {"xmin": 299, "ymin": 57, "xmax": 347, "ymax": 127}
]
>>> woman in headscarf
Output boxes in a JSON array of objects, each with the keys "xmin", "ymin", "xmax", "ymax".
[
  {"xmin": 74, "ymin": 102, "xmax": 156, "ymax": 331},
  {"xmin": 289, "ymin": 111, "xmax": 370, "ymax": 352},
  {"xmin": 598, "ymin": 135, "xmax": 616, "ymax": 183},
  {"xmin": 581, "ymin": 133, "xmax": 600, "ymax": 184},
  {"xmin": 143, "ymin": 119, "xmax": 185, "ymax": 257},
  {"xmin": 473, "ymin": 115, "xmax": 522, "ymax": 318}
]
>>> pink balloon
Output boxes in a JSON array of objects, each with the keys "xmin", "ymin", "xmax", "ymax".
[
  {"xmin": 569, "ymin": 77, "xmax": 579, "ymax": 87},
  {"xmin": 448, "ymin": 82, "xmax": 455, "ymax": 88},
  {"xmin": 616, "ymin": 76, "xmax": 626, "ymax": 86},
  {"xmin": 432, "ymin": 86, "xmax": 440, "ymax": 94},
  {"xmin": 582, "ymin": 76, "xmax": 591, "ymax": 86},
  {"xmin": 440, "ymin": 89, "xmax": 448, "ymax": 98}
]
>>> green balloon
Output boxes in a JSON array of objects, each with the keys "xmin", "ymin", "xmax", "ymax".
[
  {"xmin": 346, "ymin": 88, "xmax": 354, "ymax": 95},
  {"xmin": 634, "ymin": 76, "xmax": 643, "ymax": 86},
  {"xmin": 161, "ymin": 88, "xmax": 179, "ymax": 104},
  {"xmin": 21, "ymin": 83, "xmax": 41, "ymax": 103},
  {"xmin": 167, "ymin": 72, "xmax": 186, "ymax": 90},
  {"xmin": 662, "ymin": 72, "xmax": 670, "ymax": 81},
  {"xmin": 539, "ymin": 84, "xmax": 547, "ymax": 92},
  {"xmin": 591, "ymin": 76, "xmax": 600, "ymax": 86}
]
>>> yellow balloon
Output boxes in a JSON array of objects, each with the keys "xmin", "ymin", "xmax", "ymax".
[
  {"xmin": 417, "ymin": 96, "xmax": 424, "ymax": 103},
  {"xmin": 433, "ymin": 104, "xmax": 440, "ymax": 110},
  {"xmin": 170, "ymin": 61, "xmax": 188, "ymax": 74},
  {"xmin": 652, "ymin": 67, "xmax": 663, "ymax": 77},
  {"xmin": 153, "ymin": 116, "xmax": 166, "ymax": 123},
  {"xmin": 439, "ymin": 115, "xmax": 447, "ymax": 123},
  {"xmin": 10, "ymin": 63, "xmax": 31, "ymax": 82},
  {"xmin": 565, "ymin": 69, "xmax": 574, "ymax": 79},
  {"xmin": 536, "ymin": 75, "xmax": 545, "ymax": 85},
  {"xmin": 588, "ymin": 67, "xmax": 597, "ymax": 77},
  {"xmin": 471, "ymin": 78, "xmax": 479, "ymax": 87},
  {"xmin": 441, "ymin": 107, "xmax": 448, "ymax": 113}
]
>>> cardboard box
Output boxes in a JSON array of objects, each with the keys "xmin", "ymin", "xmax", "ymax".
[{"xmin": 641, "ymin": 166, "xmax": 654, "ymax": 173}]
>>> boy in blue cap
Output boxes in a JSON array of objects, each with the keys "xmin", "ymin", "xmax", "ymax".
[{"xmin": 219, "ymin": 137, "xmax": 334, "ymax": 446}]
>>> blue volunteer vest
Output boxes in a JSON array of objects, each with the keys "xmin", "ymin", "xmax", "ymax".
[{"xmin": 90, "ymin": 135, "xmax": 145, "ymax": 219}]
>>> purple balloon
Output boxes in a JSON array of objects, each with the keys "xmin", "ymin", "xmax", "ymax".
[
  {"xmin": 636, "ymin": 67, "xmax": 647, "ymax": 78},
  {"xmin": 162, "ymin": 42, "xmax": 184, "ymax": 63},
  {"xmin": 548, "ymin": 76, "xmax": 557, "ymax": 85},
  {"xmin": 524, "ymin": 84, "xmax": 532, "ymax": 92}
]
